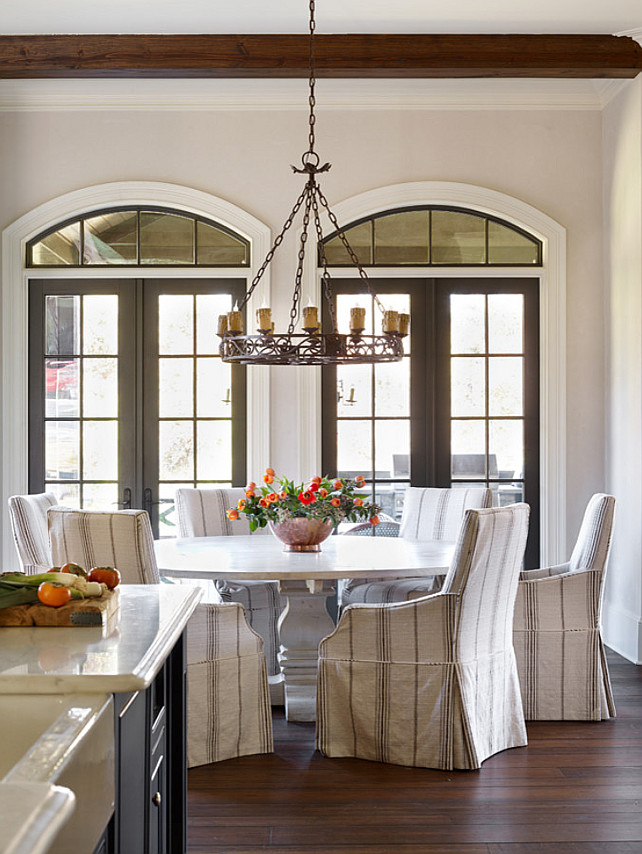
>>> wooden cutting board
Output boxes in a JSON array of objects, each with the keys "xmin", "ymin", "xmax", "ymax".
[{"xmin": 0, "ymin": 589, "xmax": 119, "ymax": 627}]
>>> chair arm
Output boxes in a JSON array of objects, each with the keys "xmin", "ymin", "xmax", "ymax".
[
  {"xmin": 514, "ymin": 568, "xmax": 603, "ymax": 632},
  {"xmin": 187, "ymin": 601, "xmax": 265, "ymax": 666},
  {"xmin": 519, "ymin": 562, "xmax": 570, "ymax": 581},
  {"xmin": 319, "ymin": 592, "xmax": 459, "ymax": 665}
]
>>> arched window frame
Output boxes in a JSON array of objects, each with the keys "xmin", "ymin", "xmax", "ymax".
[{"xmin": 298, "ymin": 181, "xmax": 566, "ymax": 567}]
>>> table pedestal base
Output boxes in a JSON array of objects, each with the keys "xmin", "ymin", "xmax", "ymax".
[{"xmin": 277, "ymin": 579, "xmax": 335, "ymax": 722}]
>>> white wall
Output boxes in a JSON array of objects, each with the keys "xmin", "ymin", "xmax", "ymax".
[
  {"xmin": 0, "ymin": 89, "xmax": 606, "ymax": 562},
  {"xmin": 603, "ymin": 76, "xmax": 642, "ymax": 663}
]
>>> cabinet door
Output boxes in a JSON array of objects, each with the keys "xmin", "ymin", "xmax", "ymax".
[{"xmin": 113, "ymin": 690, "xmax": 147, "ymax": 854}]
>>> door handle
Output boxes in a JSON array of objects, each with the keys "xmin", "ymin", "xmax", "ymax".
[
  {"xmin": 114, "ymin": 487, "xmax": 132, "ymax": 509},
  {"xmin": 143, "ymin": 488, "xmax": 172, "ymax": 517}
]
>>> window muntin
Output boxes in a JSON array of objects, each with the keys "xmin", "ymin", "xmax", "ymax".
[
  {"xmin": 321, "ymin": 207, "xmax": 542, "ymax": 268},
  {"xmin": 27, "ymin": 207, "xmax": 250, "ymax": 268}
]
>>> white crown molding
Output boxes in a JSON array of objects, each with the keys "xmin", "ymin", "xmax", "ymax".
[
  {"xmin": 0, "ymin": 78, "xmax": 611, "ymax": 112},
  {"xmin": 301, "ymin": 181, "xmax": 567, "ymax": 566},
  {"xmin": 615, "ymin": 27, "xmax": 642, "ymax": 45},
  {"xmin": 1, "ymin": 181, "xmax": 272, "ymax": 570},
  {"xmin": 593, "ymin": 78, "xmax": 632, "ymax": 107}
]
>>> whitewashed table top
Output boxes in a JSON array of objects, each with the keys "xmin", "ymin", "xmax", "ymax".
[{"xmin": 154, "ymin": 534, "xmax": 455, "ymax": 581}]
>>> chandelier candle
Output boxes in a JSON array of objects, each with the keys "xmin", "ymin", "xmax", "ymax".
[
  {"xmin": 227, "ymin": 307, "xmax": 243, "ymax": 333},
  {"xmin": 303, "ymin": 304, "xmax": 319, "ymax": 332},
  {"xmin": 216, "ymin": 314, "xmax": 228, "ymax": 336},
  {"xmin": 383, "ymin": 310, "xmax": 399, "ymax": 334},
  {"xmin": 398, "ymin": 313, "xmax": 411, "ymax": 336},
  {"xmin": 350, "ymin": 306, "xmax": 366, "ymax": 334},
  {"xmin": 257, "ymin": 306, "xmax": 272, "ymax": 334}
]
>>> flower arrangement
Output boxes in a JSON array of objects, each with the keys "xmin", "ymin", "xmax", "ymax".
[{"xmin": 226, "ymin": 468, "xmax": 381, "ymax": 532}]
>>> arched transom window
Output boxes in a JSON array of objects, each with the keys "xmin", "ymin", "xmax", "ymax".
[
  {"xmin": 27, "ymin": 207, "xmax": 250, "ymax": 268},
  {"xmin": 321, "ymin": 206, "xmax": 542, "ymax": 267}
]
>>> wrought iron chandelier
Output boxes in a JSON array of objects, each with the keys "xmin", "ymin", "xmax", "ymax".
[{"xmin": 218, "ymin": 0, "xmax": 408, "ymax": 366}]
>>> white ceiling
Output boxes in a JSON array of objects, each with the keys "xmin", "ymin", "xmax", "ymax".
[{"xmin": 1, "ymin": 0, "xmax": 641, "ymax": 36}]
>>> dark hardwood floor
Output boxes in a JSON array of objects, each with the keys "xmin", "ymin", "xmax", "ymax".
[{"xmin": 188, "ymin": 650, "xmax": 642, "ymax": 853}]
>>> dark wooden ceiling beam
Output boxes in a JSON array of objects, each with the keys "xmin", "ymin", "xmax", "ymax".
[{"xmin": 0, "ymin": 34, "xmax": 641, "ymax": 79}]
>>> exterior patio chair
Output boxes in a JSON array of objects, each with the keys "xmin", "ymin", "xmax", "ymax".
[
  {"xmin": 514, "ymin": 493, "xmax": 616, "ymax": 720},
  {"xmin": 8, "ymin": 491, "xmax": 58, "ymax": 574},
  {"xmin": 48, "ymin": 506, "xmax": 273, "ymax": 766},
  {"xmin": 317, "ymin": 503, "xmax": 530, "ymax": 769},
  {"xmin": 340, "ymin": 486, "xmax": 492, "ymax": 608},
  {"xmin": 175, "ymin": 487, "xmax": 282, "ymax": 678}
]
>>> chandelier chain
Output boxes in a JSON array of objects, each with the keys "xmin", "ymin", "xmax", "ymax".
[
  {"xmin": 288, "ymin": 183, "xmax": 314, "ymax": 335},
  {"xmin": 311, "ymin": 191, "xmax": 338, "ymax": 333},
  {"xmin": 307, "ymin": 0, "xmax": 317, "ymax": 159}
]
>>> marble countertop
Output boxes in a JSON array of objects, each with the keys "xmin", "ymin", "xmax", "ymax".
[
  {"xmin": 0, "ymin": 782, "xmax": 75, "ymax": 854},
  {"xmin": 0, "ymin": 584, "xmax": 201, "ymax": 694}
]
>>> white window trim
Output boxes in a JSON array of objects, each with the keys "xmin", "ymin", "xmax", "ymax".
[
  {"xmin": 298, "ymin": 181, "xmax": 566, "ymax": 566},
  {"xmin": 1, "ymin": 181, "xmax": 272, "ymax": 569}
]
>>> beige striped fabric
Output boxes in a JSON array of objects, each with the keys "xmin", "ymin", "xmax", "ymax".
[
  {"xmin": 514, "ymin": 493, "xmax": 616, "ymax": 721},
  {"xmin": 175, "ymin": 488, "xmax": 282, "ymax": 677},
  {"xmin": 8, "ymin": 492, "xmax": 58, "ymax": 574},
  {"xmin": 317, "ymin": 504, "xmax": 530, "ymax": 770},
  {"xmin": 340, "ymin": 487, "xmax": 493, "ymax": 609},
  {"xmin": 48, "ymin": 507, "xmax": 273, "ymax": 766}
]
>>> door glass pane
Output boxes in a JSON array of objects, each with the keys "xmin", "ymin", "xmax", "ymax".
[
  {"xmin": 451, "ymin": 420, "xmax": 486, "ymax": 477},
  {"xmin": 83, "ymin": 295, "xmax": 118, "ymax": 354},
  {"xmin": 159, "ymin": 421, "xmax": 194, "ymax": 480},
  {"xmin": 159, "ymin": 358, "xmax": 194, "ymax": 418},
  {"xmin": 83, "ymin": 358, "xmax": 118, "ymax": 418},
  {"xmin": 83, "ymin": 483, "xmax": 118, "ymax": 512},
  {"xmin": 374, "ymin": 483, "xmax": 407, "ymax": 522},
  {"xmin": 451, "ymin": 357, "xmax": 486, "ymax": 417},
  {"xmin": 489, "ymin": 420, "xmax": 524, "ymax": 479},
  {"xmin": 197, "ymin": 421, "xmax": 232, "ymax": 480},
  {"xmin": 337, "ymin": 364, "xmax": 371, "ymax": 418},
  {"xmin": 46, "ymin": 421, "xmax": 79, "ymax": 481},
  {"xmin": 374, "ymin": 420, "xmax": 409, "ymax": 479},
  {"xmin": 489, "ymin": 357, "xmax": 523, "ymax": 416},
  {"xmin": 196, "ymin": 358, "xmax": 231, "ymax": 418},
  {"xmin": 322, "ymin": 221, "xmax": 372, "ymax": 266},
  {"xmin": 49, "ymin": 483, "xmax": 80, "ymax": 508},
  {"xmin": 46, "ymin": 358, "xmax": 79, "ymax": 418},
  {"xmin": 196, "ymin": 221, "xmax": 248, "ymax": 266},
  {"xmin": 337, "ymin": 421, "xmax": 372, "ymax": 475},
  {"xmin": 450, "ymin": 294, "xmax": 485, "ymax": 354},
  {"xmin": 375, "ymin": 360, "xmax": 410, "ymax": 417},
  {"xmin": 84, "ymin": 211, "xmax": 138, "ymax": 265},
  {"xmin": 140, "ymin": 212, "xmax": 194, "ymax": 265},
  {"xmin": 159, "ymin": 295, "xmax": 194, "ymax": 355},
  {"xmin": 196, "ymin": 294, "xmax": 233, "ymax": 355},
  {"xmin": 46, "ymin": 296, "xmax": 79, "ymax": 355},
  {"xmin": 158, "ymin": 483, "xmax": 184, "ymax": 538},
  {"xmin": 30, "ymin": 223, "xmax": 80, "ymax": 266},
  {"xmin": 432, "ymin": 211, "xmax": 485, "ymax": 264},
  {"xmin": 488, "ymin": 294, "xmax": 523, "ymax": 354},
  {"xmin": 374, "ymin": 211, "xmax": 429, "ymax": 265},
  {"xmin": 83, "ymin": 421, "xmax": 118, "ymax": 480}
]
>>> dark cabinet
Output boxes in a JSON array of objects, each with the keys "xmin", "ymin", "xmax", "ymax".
[{"xmin": 111, "ymin": 631, "xmax": 187, "ymax": 854}]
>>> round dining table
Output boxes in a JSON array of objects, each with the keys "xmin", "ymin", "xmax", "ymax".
[{"xmin": 154, "ymin": 534, "xmax": 455, "ymax": 721}]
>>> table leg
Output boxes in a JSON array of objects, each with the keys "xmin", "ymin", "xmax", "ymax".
[{"xmin": 277, "ymin": 579, "xmax": 335, "ymax": 722}]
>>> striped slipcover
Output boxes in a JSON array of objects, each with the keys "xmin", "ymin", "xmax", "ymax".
[
  {"xmin": 514, "ymin": 493, "xmax": 616, "ymax": 721},
  {"xmin": 175, "ymin": 488, "xmax": 283, "ymax": 677},
  {"xmin": 8, "ymin": 492, "xmax": 58, "ymax": 574},
  {"xmin": 340, "ymin": 487, "xmax": 493, "ymax": 609},
  {"xmin": 48, "ymin": 507, "xmax": 273, "ymax": 766},
  {"xmin": 317, "ymin": 503, "xmax": 530, "ymax": 770}
]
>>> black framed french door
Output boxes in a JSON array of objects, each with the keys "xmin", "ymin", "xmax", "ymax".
[
  {"xmin": 29, "ymin": 277, "xmax": 246, "ymax": 537},
  {"xmin": 322, "ymin": 276, "xmax": 540, "ymax": 567}
]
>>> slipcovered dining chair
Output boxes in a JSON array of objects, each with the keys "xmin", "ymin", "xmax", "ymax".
[
  {"xmin": 317, "ymin": 503, "xmax": 530, "ymax": 770},
  {"xmin": 514, "ymin": 493, "xmax": 616, "ymax": 721},
  {"xmin": 48, "ymin": 506, "xmax": 273, "ymax": 767},
  {"xmin": 175, "ymin": 487, "xmax": 282, "ymax": 678},
  {"xmin": 340, "ymin": 486, "xmax": 493, "ymax": 609},
  {"xmin": 8, "ymin": 491, "xmax": 58, "ymax": 574}
]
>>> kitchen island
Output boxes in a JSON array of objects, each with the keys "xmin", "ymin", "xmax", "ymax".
[{"xmin": 0, "ymin": 584, "xmax": 201, "ymax": 854}]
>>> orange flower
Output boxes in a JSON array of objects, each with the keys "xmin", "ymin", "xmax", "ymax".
[
  {"xmin": 264, "ymin": 474, "xmax": 274, "ymax": 484},
  {"xmin": 353, "ymin": 497, "xmax": 364, "ymax": 507},
  {"xmin": 259, "ymin": 498, "xmax": 269, "ymax": 508},
  {"xmin": 265, "ymin": 467, "xmax": 276, "ymax": 476},
  {"xmin": 267, "ymin": 492, "xmax": 278, "ymax": 503},
  {"xmin": 280, "ymin": 491, "xmax": 288, "ymax": 499},
  {"xmin": 308, "ymin": 481, "xmax": 320, "ymax": 493},
  {"xmin": 226, "ymin": 508, "xmax": 239, "ymax": 520},
  {"xmin": 246, "ymin": 481, "xmax": 256, "ymax": 490},
  {"xmin": 355, "ymin": 475, "xmax": 366, "ymax": 486},
  {"xmin": 311, "ymin": 476, "xmax": 322, "ymax": 484},
  {"xmin": 333, "ymin": 479, "xmax": 342, "ymax": 490},
  {"xmin": 330, "ymin": 497, "xmax": 341, "ymax": 507},
  {"xmin": 298, "ymin": 490, "xmax": 316, "ymax": 505},
  {"xmin": 245, "ymin": 489, "xmax": 255, "ymax": 498},
  {"xmin": 237, "ymin": 498, "xmax": 246, "ymax": 510},
  {"xmin": 370, "ymin": 515, "xmax": 380, "ymax": 526},
  {"xmin": 318, "ymin": 487, "xmax": 328, "ymax": 498}
]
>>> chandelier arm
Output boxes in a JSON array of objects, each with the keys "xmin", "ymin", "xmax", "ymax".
[
  {"xmin": 310, "ymin": 192, "xmax": 338, "ymax": 333},
  {"xmin": 237, "ymin": 185, "xmax": 310, "ymax": 313},
  {"xmin": 316, "ymin": 187, "xmax": 386, "ymax": 314},
  {"xmin": 288, "ymin": 183, "xmax": 315, "ymax": 335}
]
